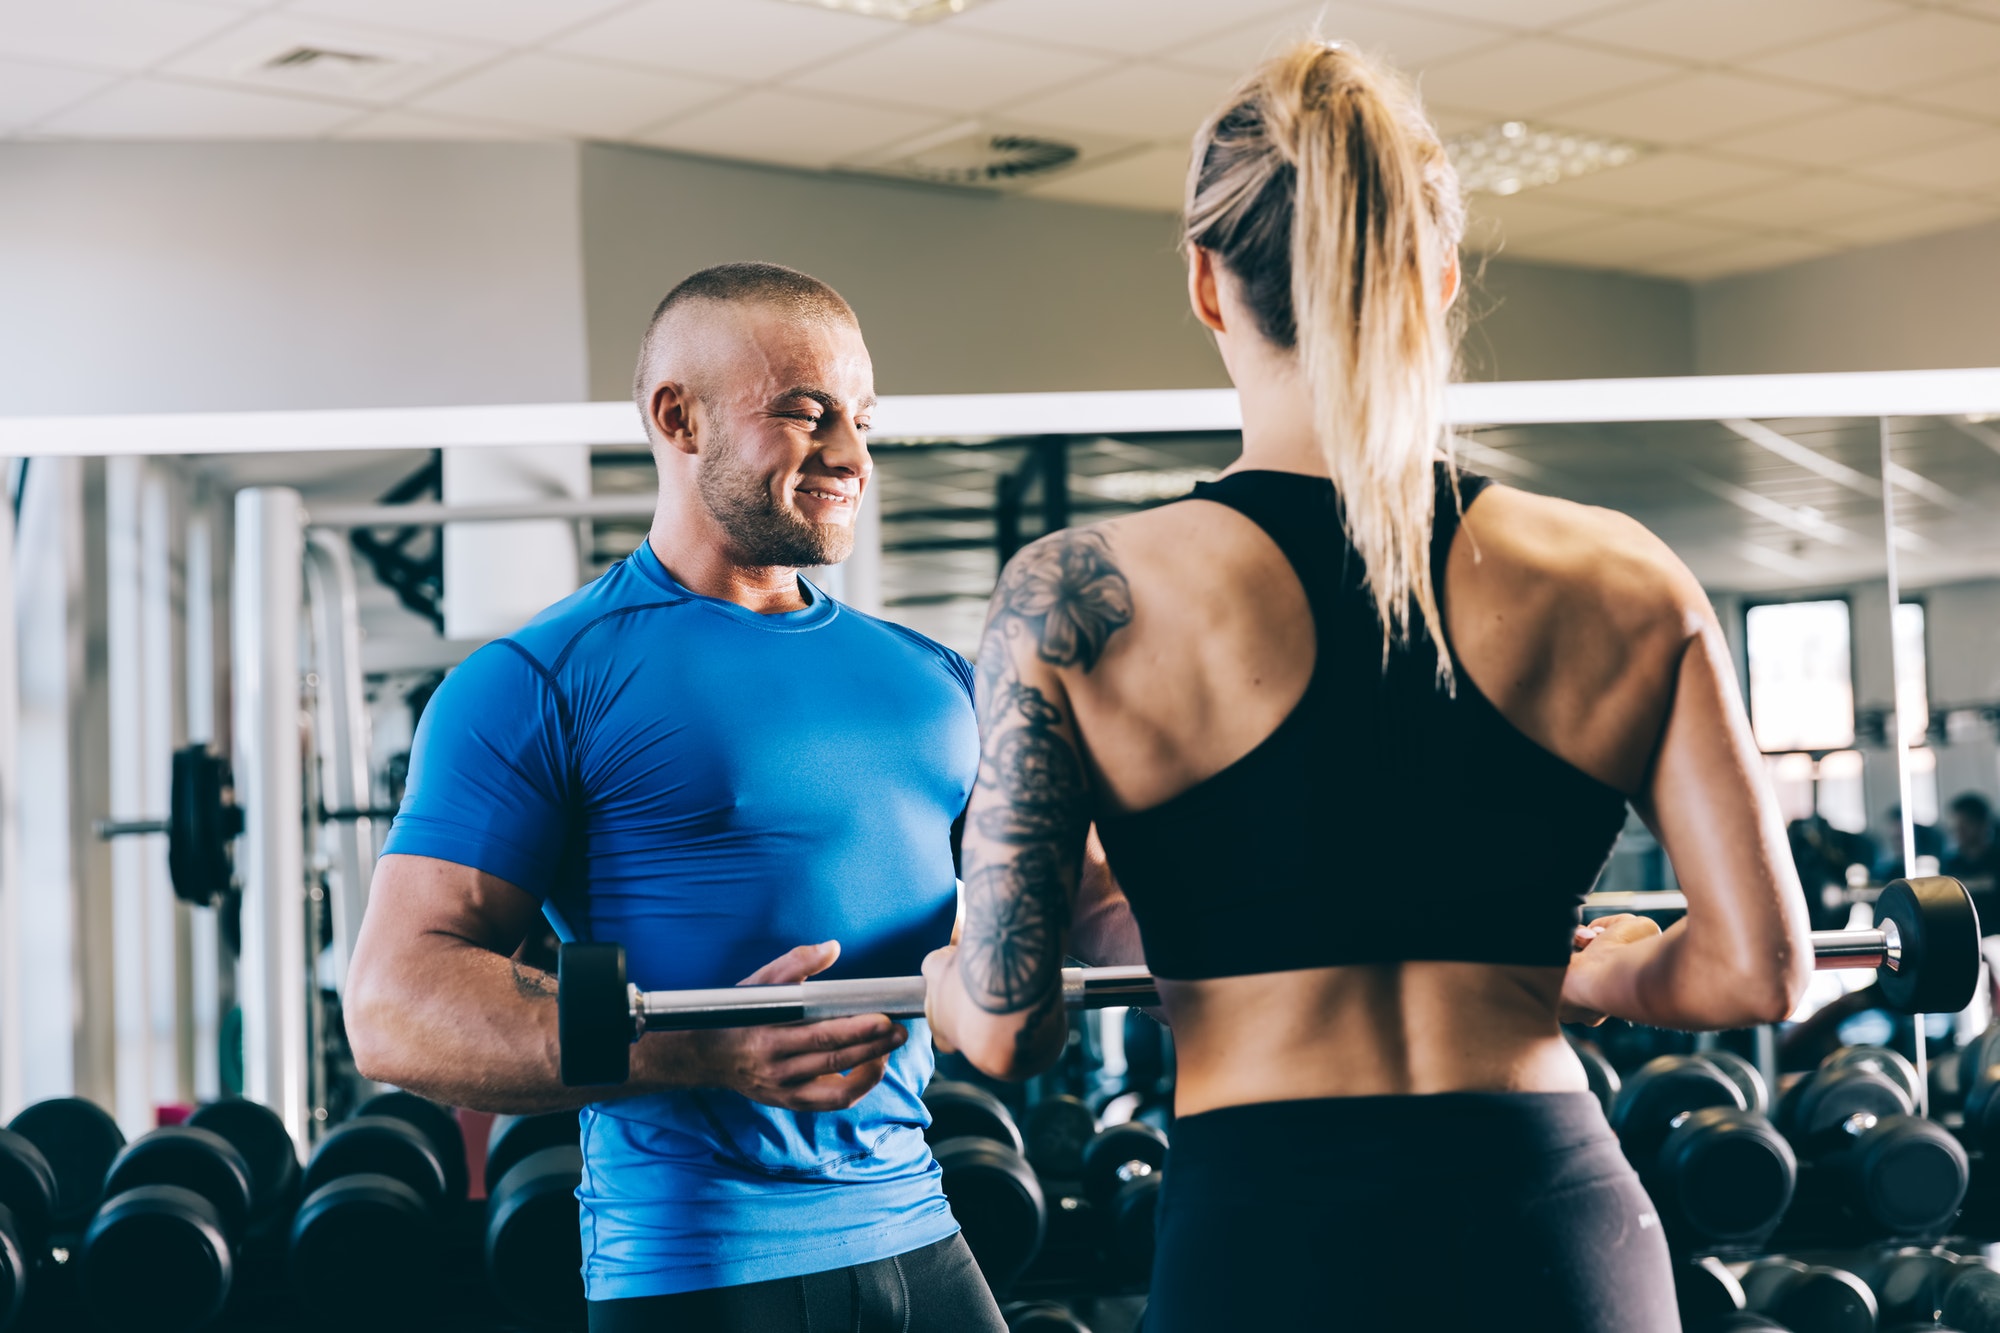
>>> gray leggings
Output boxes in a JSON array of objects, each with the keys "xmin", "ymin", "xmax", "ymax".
[{"xmin": 587, "ymin": 1234, "xmax": 1007, "ymax": 1333}]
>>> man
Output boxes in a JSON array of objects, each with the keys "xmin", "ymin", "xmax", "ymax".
[
  {"xmin": 1945, "ymin": 791, "xmax": 2000, "ymax": 931},
  {"xmin": 347, "ymin": 263, "xmax": 1060, "ymax": 1330}
]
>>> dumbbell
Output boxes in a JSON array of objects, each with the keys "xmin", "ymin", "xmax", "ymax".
[
  {"xmin": 924, "ymin": 1082, "xmax": 1044, "ymax": 1292},
  {"xmin": 1942, "ymin": 1260, "xmax": 2000, "ymax": 1332},
  {"xmin": 1003, "ymin": 1300, "xmax": 1094, "ymax": 1332},
  {"xmin": 1777, "ymin": 1050, "xmax": 1968, "ymax": 1241},
  {"xmin": 1705, "ymin": 1049, "xmax": 1773, "ymax": 1116},
  {"xmin": 6, "ymin": 1097, "xmax": 125, "ymax": 1237},
  {"xmin": 289, "ymin": 1093, "xmax": 466, "ymax": 1328},
  {"xmin": 481, "ymin": 1112, "xmax": 583, "ymax": 1329},
  {"xmin": 0, "ymin": 1130, "xmax": 55, "ymax": 1333},
  {"xmin": 1679, "ymin": 1255, "xmax": 1758, "ymax": 1332},
  {"xmin": 1850, "ymin": 1248, "xmax": 1974, "ymax": 1328},
  {"xmin": 1611, "ymin": 1054, "xmax": 1796, "ymax": 1249},
  {"xmin": 80, "ymin": 1124, "xmax": 255, "ymax": 1332},
  {"xmin": 1024, "ymin": 1094, "xmax": 1098, "ymax": 1181},
  {"xmin": 186, "ymin": 1097, "xmax": 301, "ymax": 1253},
  {"xmin": 1742, "ymin": 1257, "xmax": 1879, "ymax": 1333},
  {"xmin": 1566, "ymin": 1034, "xmax": 1620, "ymax": 1113},
  {"xmin": 1080, "ymin": 1121, "xmax": 1167, "ymax": 1282},
  {"xmin": 556, "ymin": 880, "xmax": 1981, "ymax": 1085}
]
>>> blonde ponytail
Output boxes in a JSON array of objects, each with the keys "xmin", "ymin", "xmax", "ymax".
[{"xmin": 1184, "ymin": 40, "xmax": 1465, "ymax": 679}]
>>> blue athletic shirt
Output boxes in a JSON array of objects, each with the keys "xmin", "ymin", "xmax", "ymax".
[{"xmin": 382, "ymin": 539, "xmax": 978, "ymax": 1298}]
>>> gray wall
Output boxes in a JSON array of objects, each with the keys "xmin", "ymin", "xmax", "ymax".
[
  {"xmin": 1695, "ymin": 217, "xmax": 2000, "ymax": 376},
  {"xmin": 579, "ymin": 144, "xmax": 1225, "ymax": 400},
  {"xmin": 0, "ymin": 142, "xmax": 589, "ymax": 416},
  {"xmin": 1463, "ymin": 257, "xmax": 1694, "ymax": 382}
]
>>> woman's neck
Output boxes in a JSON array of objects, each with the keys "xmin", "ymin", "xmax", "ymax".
[{"xmin": 1230, "ymin": 369, "xmax": 1327, "ymax": 477}]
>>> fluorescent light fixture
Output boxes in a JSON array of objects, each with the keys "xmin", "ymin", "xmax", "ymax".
[
  {"xmin": 1445, "ymin": 120, "xmax": 1646, "ymax": 197},
  {"xmin": 777, "ymin": 0, "xmax": 979, "ymax": 20}
]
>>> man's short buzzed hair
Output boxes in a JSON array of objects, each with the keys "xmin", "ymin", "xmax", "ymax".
[
  {"xmin": 631, "ymin": 261, "xmax": 856, "ymax": 409},
  {"xmin": 1952, "ymin": 791, "xmax": 1994, "ymax": 823}
]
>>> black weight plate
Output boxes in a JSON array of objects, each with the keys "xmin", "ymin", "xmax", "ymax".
[
  {"xmin": 288, "ymin": 1174, "xmax": 436, "ymax": 1331},
  {"xmin": 1566, "ymin": 1036, "xmax": 1621, "ymax": 1114},
  {"xmin": 558, "ymin": 943, "xmax": 632, "ymax": 1087},
  {"xmin": 1821, "ymin": 1046, "xmax": 1922, "ymax": 1113},
  {"xmin": 1024, "ymin": 1095, "xmax": 1097, "ymax": 1180},
  {"xmin": 1080, "ymin": 1122, "xmax": 1168, "ymax": 1211},
  {"xmin": 1677, "ymin": 1254, "xmax": 1747, "ymax": 1325},
  {"xmin": 1611, "ymin": 1056, "xmax": 1744, "ymax": 1165},
  {"xmin": 0, "ymin": 1130, "xmax": 55, "ymax": 1246},
  {"xmin": 188, "ymin": 1098, "xmax": 300, "ymax": 1232},
  {"xmin": 302, "ymin": 1117, "xmax": 446, "ymax": 1213},
  {"xmin": 485, "ymin": 1112, "xmax": 581, "ymax": 1197},
  {"xmin": 1945, "ymin": 1262, "xmax": 2000, "ymax": 1332},
  {"xmin": 1866, "ymin": 1251, "xmax": 1958, "ymax": 1325},
  {"xmin": 934, "ymin": 1136, "xmax": 1045, "ymax": 1292},
  {"xmin": 1107, "ymin": 1172, "xmax": 1161, "ymax": 1278},
  {"xmin": 1659, "ymin": 1108, "xmax": 1795, "ymax": 1244},
  {"xmin": 1854, "ymin": 1117, "xmax": 1968, "ymax": 1237},
  {"xmin": 1002, "ymin": 1300, "xmax": 1092, "ymax": 1332},
  {"xmin": 7, "ymin": 1098, "xmax": 124, "ymax": 1231},
  {"xmin": 485, "ymin": 1145, "xmax": 584, "ymax": 1328},
  {"xmin": 925, "ymin": 1081, "xmax": 1024, "ymax": 1154},
  {"xmin": 103, "ymin": 1127, "xmax": 254, "ymax": 1243},
  {"xmin": 1702, "ymin": 1050, "xmax": 1771, "ymax": 1117},
  {"xmin": 1741, "ymin": 1256, "xmax": 1810, "ymax": 1311},
  {"xmin": 1772, "ymin": 1267, "xmax": 1878, "ymax": 1333},
  {"xmin": 0, "ymin": 1203, "xmax": 21, "ymax": 1333},
  {"xmin": 357, "ymin": 1092, "xmax": 466, "ymax": 1205},
  {"xmin": 1780, "ymin": 1066, "xmax": 1911, "ymax": 1144},
  {"xmin": 1878, "ymin": 876, "xmax": 1981, "ymax": 1014},
  {"xmin": 82, "ymin": 1183, "xmax": 233, "ymax": 1333}
]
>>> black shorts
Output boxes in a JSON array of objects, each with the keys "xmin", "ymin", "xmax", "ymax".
[
  {"xmin": 586, "ymin": 1233, "xmax": 1006, "ymax": 1333},
  {"xmin": 1146, "ymin": 1091, "xmax": 1678, "ymax": 1332}
]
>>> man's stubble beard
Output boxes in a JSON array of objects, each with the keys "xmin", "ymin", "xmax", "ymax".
[{"xmin": 696, "ymin": 417, "xmax": 855, "ymax": 568}]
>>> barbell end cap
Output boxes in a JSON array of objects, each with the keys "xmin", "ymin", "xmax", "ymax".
[
  {"xmin": 1875, "ymin": 876, "xmax": 1981, "ymax": 1015},
  {"xmin": 558, "ymin": 942, "xmax": 634, "ymax": 1087}
]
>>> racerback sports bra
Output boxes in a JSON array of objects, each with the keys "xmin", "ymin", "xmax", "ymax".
[{"xmin": 1093, "ymin": 465, "xmax": 1630, "ymax": 981}]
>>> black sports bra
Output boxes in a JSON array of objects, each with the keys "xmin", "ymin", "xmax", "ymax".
[{"xmin": 1093, "ymin": 466, "xmax": 1629, "ymax": 980}]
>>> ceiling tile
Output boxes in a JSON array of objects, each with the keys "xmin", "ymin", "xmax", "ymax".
[
  {"xmin": 1855, "ymin": 131, "xmax": 2000, "ymax": 192},
  {"xmin": 284, "ymin": 0, "xmax": 630, "ymax": 47},
  {"xmin": 329, "ymin": 106, "xmax": 546, "ymax": 139},
  {"xmin": 953, "ymin": 0, "xmax": 1296, "ymax": 59},
  {"xmin": 1743, "ymin": 11, "xmax": 2000, "ymax": 96},
  {"xmin": 162, "ymin": 14, "xmax": 501, "ymax": 105},
  {"xmin": 640, "ymin": 89, "xmax": 948, "ymax": 170},
  {"xmin": 785, "ymin": 28, "xmax": 1110, "ymax": 117},
  {"xmin": 1524, "ymin": 214, "xmax": 1759, "ymax": 265},
  {"xmin": 553, "ymin": 0, "xmax": 891, "ymax": 83},
  {"xmin": 1392, "ymin": 0, "xmax": 1631, "ymax": 28},
  {"xmin": 0, "ymin": 59, "xmax": 115, "ymax": 130},
  {"xmin": 1555, "ymin": 0, "xmax": 1903, "ymax": 65},
  {"xmin": 414, "ymin": 54, "xmax": 733, "ymax": 138},
  {"xmin": 1640, "ymin": 234, "xmax": 1837, "ymax": 281},
  {"xmin": 1681, "ymin": 172, "xmax": 1918, "ymax": 229},
  {"xmin": 37, "ymin": 76, "xmax": 357, "ymax": 136},
  {"xmin": 1899, "ymin": 66, "xmax": 2000, "ymax": 122},
  {"xmin": 1462, "ymin": 190, "xmax": 1621, "ymax": 252},
  {"xmin": 1026, "ymin": 143, "xmax": 1190, "ymax": 211},
  {"xmin": 0, "ymin": 0, "xmax": 247, "ymax": 72},
  {"xmin": 1552, "ymin": 72, "xmax": 1840, "ymax": 147},
  {"xmin": 1715, "ymin": 103, "xmax": 1987, "ymax": 170},
  {"xmin": 1006, "ymin": 62, "xmax": 1235, "ymax": 143},
  {"xmin": 1809, "ymin": 196, "xmax": 2000, "ymax": 245},
  {"xmin": 1532, "ymin": 150, "xmax": 1795, "ymax": 208},
  {"xmin": 1416, "ymin": 38, "xmax": 1683, "ymax": 117},
  {"xmin": 1162, "ymin": 3, "xmax": 1503, "ymax": 75}
]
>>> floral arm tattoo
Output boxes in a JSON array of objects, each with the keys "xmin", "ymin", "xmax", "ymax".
[{"xmin": 960, "ymin": 530, "xmax": 1133, "ymax": 1048}]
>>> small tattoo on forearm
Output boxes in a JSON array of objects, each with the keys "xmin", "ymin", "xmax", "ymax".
[{"xmin": 511, "ymin": 959, "xmax": 557, "ymax": 1000}]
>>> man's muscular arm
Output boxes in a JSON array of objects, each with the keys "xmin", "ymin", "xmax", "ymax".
[
  {"xmin": 925, "ymin": 528, "xmax": 1135, "ymax": 1080},
  {"xmin": 345, "ymin": 853, "xmax": 907, "ymax": 1115}
]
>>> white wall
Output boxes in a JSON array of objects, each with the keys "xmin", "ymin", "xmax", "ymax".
[{"xmin": 0, "ymin": 142, "xmax": 589, "ymax": 415}]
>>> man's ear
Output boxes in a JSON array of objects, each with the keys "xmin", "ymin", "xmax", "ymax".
[
  {"xmin": 649, "ymin": 381, "xmax": 699, "ymax": 456},
  {"xmin": 1188, "ymin": 246, "xmax": 1227, "ymax": 335}
]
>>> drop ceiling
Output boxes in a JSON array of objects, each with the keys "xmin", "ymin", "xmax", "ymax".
[{"xmin": 4, "ymin": 0, "xmax": 2000, "ymax": 280}]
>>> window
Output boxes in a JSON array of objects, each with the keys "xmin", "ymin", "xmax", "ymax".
[
  {"xmin": 1765, "ymin": 751, "xmax": 1816, "ymax": 823},
  {"xmin": 1746, "ymin": 599, "xmax": 1855, "ymax": 753},
  {"xmin": 1907, "ymin": 746, "xmax": 1940, "ymax": 828},
  {"xmin": 1816, "ymin": 750, "xmax": 1867, "ymax": 834},
  {"xmin": 1895, "ymin": 602, "xmax": 1929, "ymax": 748}
]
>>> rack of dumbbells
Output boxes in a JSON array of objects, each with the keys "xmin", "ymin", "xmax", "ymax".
[{"xmin": 0, "ymin": 1091, "xmax": 588, "ymax": 1333}]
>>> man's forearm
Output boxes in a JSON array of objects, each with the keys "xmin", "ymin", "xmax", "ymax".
[{"xmin": 348, "ymin": 938, "xmax": 712, "ymax": 1114}]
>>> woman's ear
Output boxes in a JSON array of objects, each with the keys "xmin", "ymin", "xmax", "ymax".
[
  {"xmin": 1188, "ymin": 246, "xmax": 1227, "ymax": 335},
  {"xmin": 1441, "ymin": 251, "xmax": 1461, "ymax": 311}
]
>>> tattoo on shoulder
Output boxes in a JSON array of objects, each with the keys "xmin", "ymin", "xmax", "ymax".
[
  {"xmin": 511, "ymin": 958, "xmax": 557, "ymax": 1000},
  {"xmin": 988, "ymin": 529, "xmax": 1133, "ymax": 672}
]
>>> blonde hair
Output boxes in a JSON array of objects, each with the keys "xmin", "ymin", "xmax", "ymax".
[{"xmin": 1183, "ymin": 39, "xmax": 1465, "ymax": 676}]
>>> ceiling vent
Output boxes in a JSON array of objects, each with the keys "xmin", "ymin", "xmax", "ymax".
[
  {"xmin": 250, "ymin": 43, "xmax": 429, "ymax": 95},
  {"xmin": 847, "ymin": 121, "xmax": 1131, "ymax": 192}
]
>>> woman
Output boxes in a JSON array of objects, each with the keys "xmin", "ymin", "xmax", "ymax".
[{"xmin": 923, "ymin": 36, "xmax": 1812, "ymax": 1332}]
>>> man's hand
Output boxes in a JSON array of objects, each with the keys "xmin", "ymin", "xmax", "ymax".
[
  {"xmin": 677, "ymin": 941, "xmax": 907, "ymax": 1112},
  {"xmin": 1559, "ymin": 914, "xmax": 1664, "ymax": 1026},
  {"xmin": 920, "ymin": 943, "xmax": 959, "ymax": 1055}
]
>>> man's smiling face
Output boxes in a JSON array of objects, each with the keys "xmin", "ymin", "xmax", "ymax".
[{"xmin": 692, "ymin": 302, "xmax": 876, "ymax": 570}]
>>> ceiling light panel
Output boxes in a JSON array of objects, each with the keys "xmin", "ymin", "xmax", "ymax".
[
  {"xmin": 1446, "ymin": 120, "xmax": 1647, "ymax": 197},
  {"xmin": 776, "ymin": 0, "xmax": 980, "ymax": 20}
]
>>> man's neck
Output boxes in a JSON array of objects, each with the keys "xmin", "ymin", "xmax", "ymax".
[{"xmin": 647, "ymin": 519, "xmax": 808, "ymax": 616}]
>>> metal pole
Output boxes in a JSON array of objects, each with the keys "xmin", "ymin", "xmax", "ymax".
[
  {"xmin": 1037, "ymin": 436, "xmax": 1070, "ymax": 535},
  {"xmin": 0, "ymin": 457, "xmax": 19, "ymax": 1120},
  {"xmin": 303, "ymin": 530, "xmax": 377, "ymax": 994},
  {"xmin": 234, "ymin": 487, "xmax": 310, "ymax": 1152},
  {"xmin": 1878, "ymin": 416, "xmax": 1926, "ymax": 1113}
]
